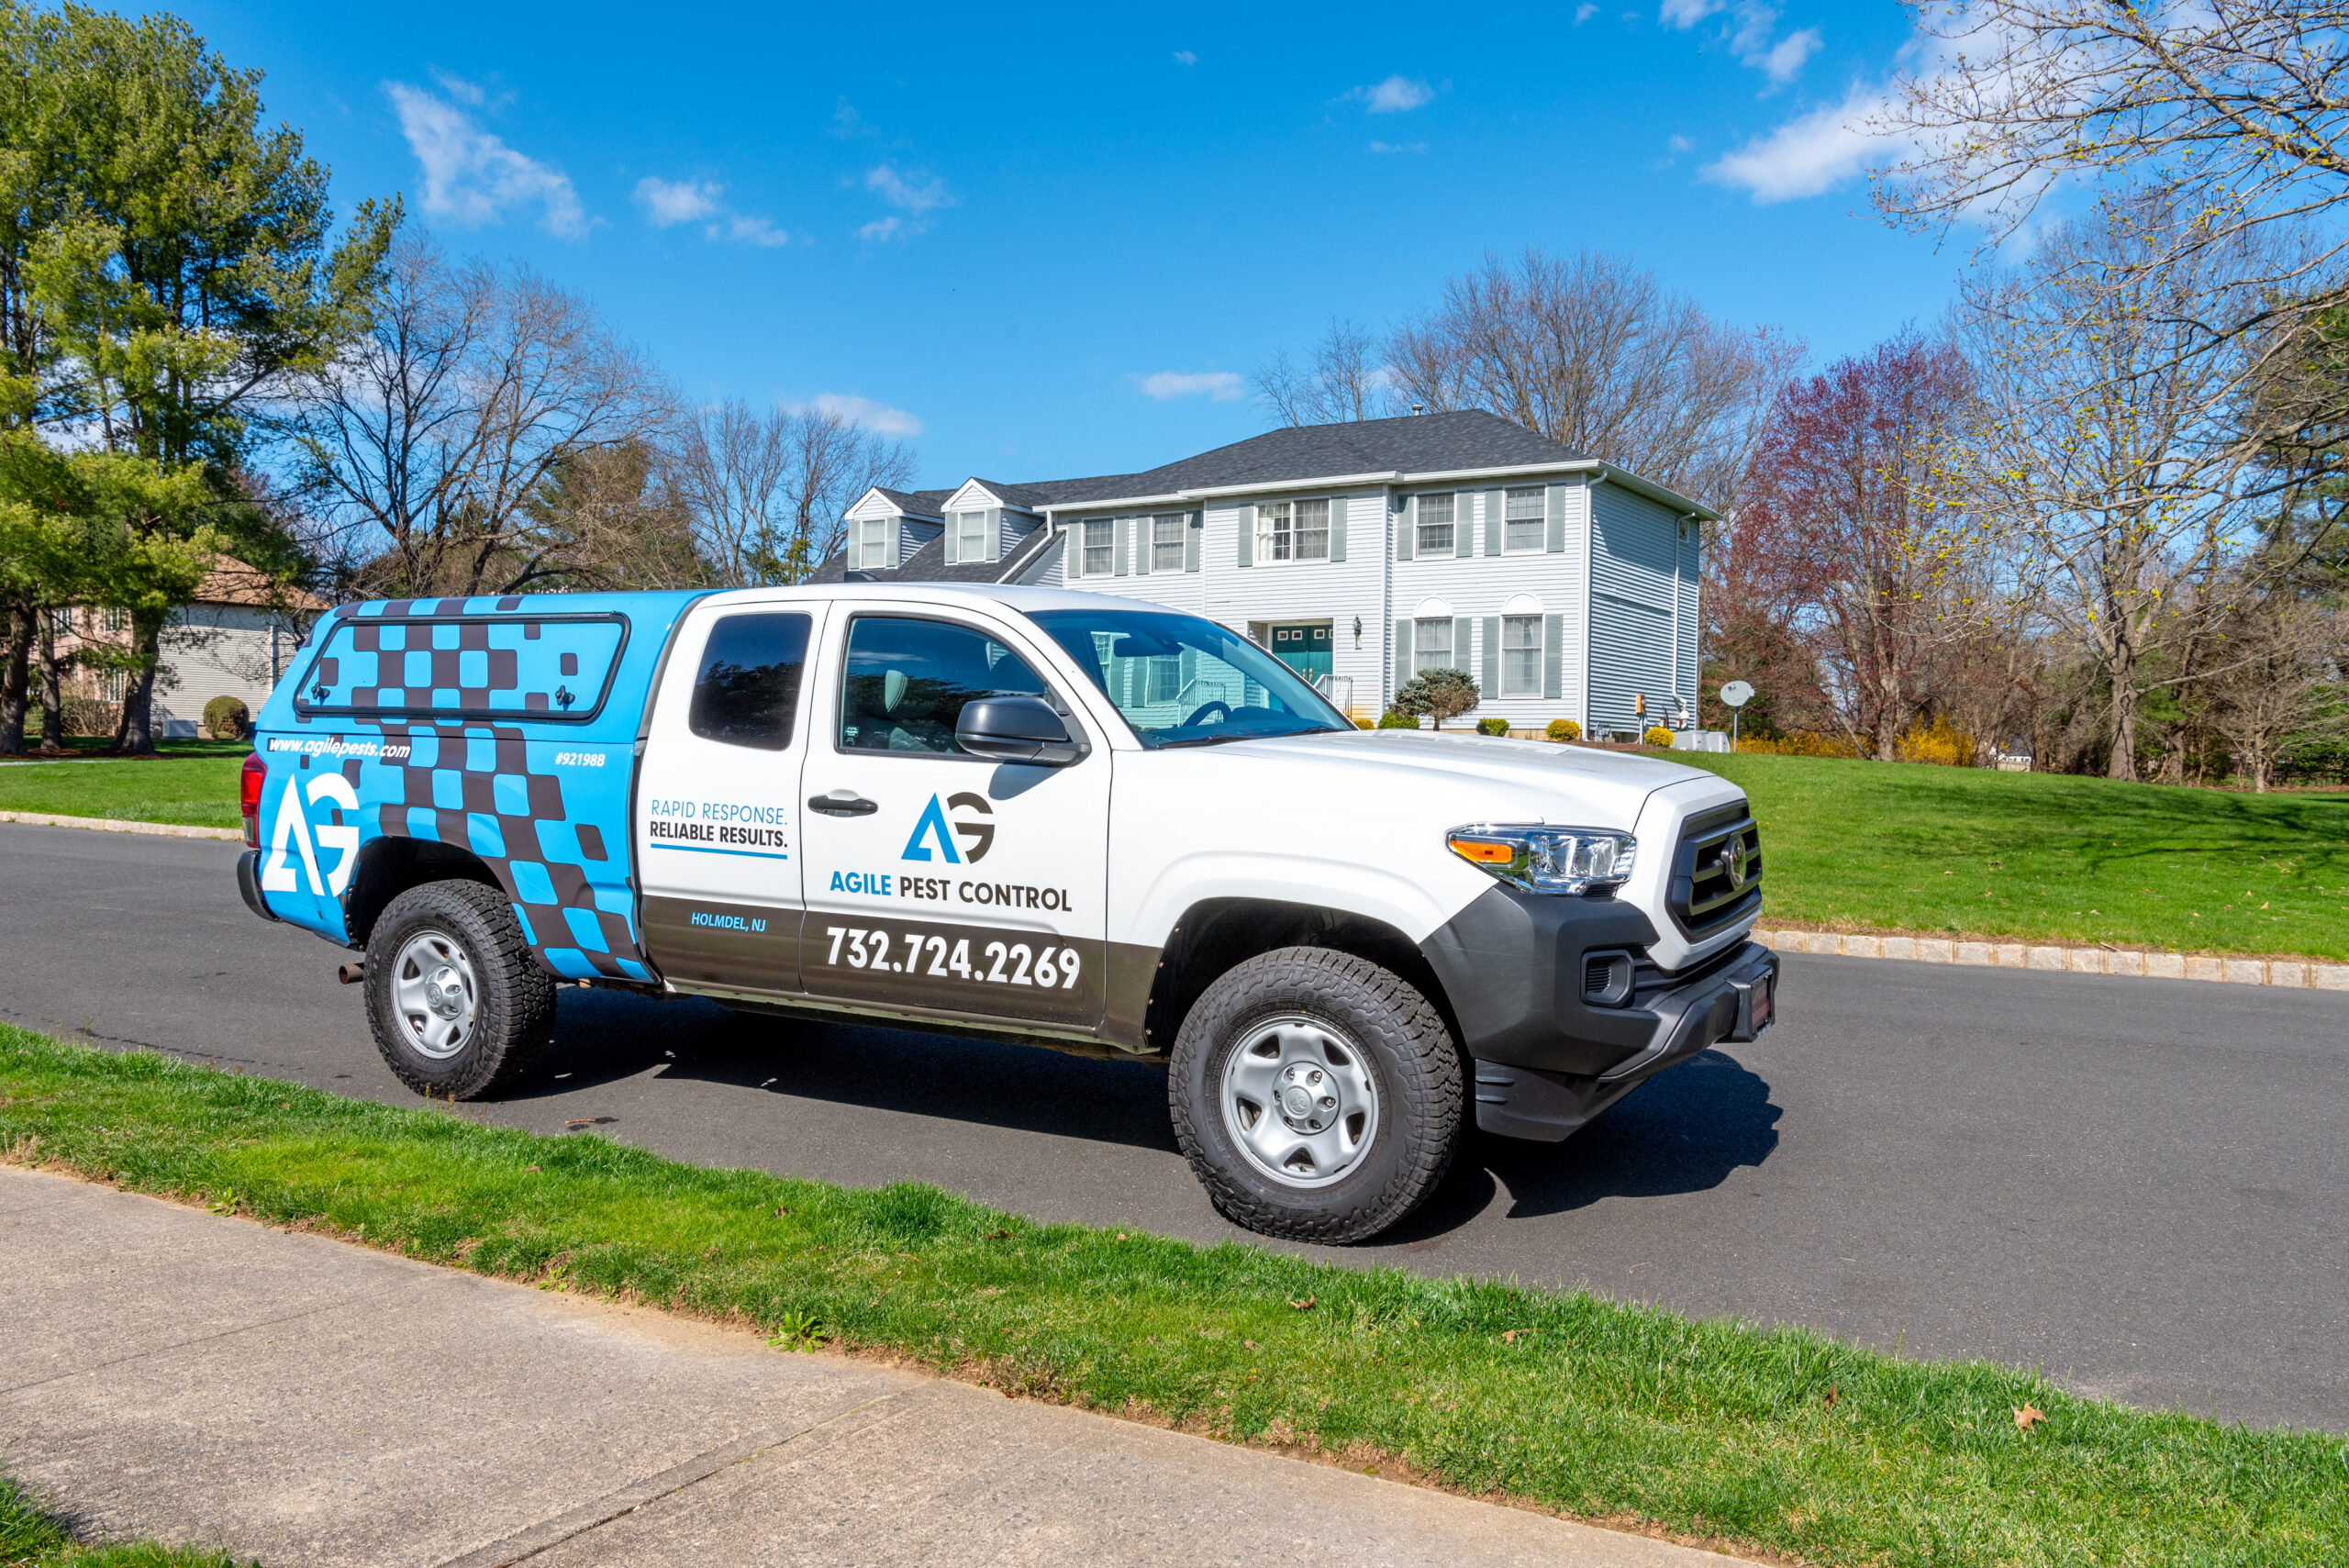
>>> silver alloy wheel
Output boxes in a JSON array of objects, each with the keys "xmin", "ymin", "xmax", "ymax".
[
  {"xmin": 1218, "ymin": 1014, "xmax": 1381, "ymax": 1189},
  {"xmin": 391, "ymin": 929, "xmax": 479, "ymax": 1061}
]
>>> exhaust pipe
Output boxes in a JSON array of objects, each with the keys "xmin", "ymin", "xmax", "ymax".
[{"xmin": 337, "ymin": 961, "xmax": 365, "ymax": 985}]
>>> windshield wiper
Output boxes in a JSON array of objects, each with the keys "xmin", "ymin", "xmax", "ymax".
[{"xmin": 1151, "ymin": 725, "xmax": 1346, "ymax": 750}]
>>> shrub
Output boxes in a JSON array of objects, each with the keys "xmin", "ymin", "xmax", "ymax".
[
  {"xmin": 1391, "ymin": 667, "xmax": 1481, "ymax": 729},
  {"xmin": 1545, "ymin": 718, "xmax": 1580, "ymax": 742},
  {"xmin": 1376, "ymin": 710, "xmax": 1420, "ymax": 729},
  {"xmin": 1643, "ymin": 725, "xmax": 1675, "ymax": 748},
  {"xmin": 203, "ymin": 695, "xmax": 250, "ymax": 740},
  {"xmin": 1736, "ymin": 732, "xmax": 1862, "ymax": 758},
  {"xmin": 1475, "ymin": 717, "xmax": 1509, "ymax": 736},
  {"xmin": 1895, "ymin": 713, "xmax": 1977, "ymax": 767}
]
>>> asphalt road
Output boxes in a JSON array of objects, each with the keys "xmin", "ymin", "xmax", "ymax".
[{"xmin": 6, "ymin": 822, "xmax": 2345, "ymax": 1433}]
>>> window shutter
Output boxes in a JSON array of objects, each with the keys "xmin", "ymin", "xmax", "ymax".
[
  {"xmin": 1546, "ymin": 484, "xmax": 1566, "ymax": 553},
  {"xmin": 1330, "ymin": 495, "xmax": 1347, "ymax": 562},
  {"xmin": 1394, "ymin": 619, "xmax": 1411, "ymax": 690},
  {"xmin": 1238, "ymin": 505, "xmax": 1255, "ymax": 567},
  {"xmin": 1542, "ymin": 613, "xmax": 1564, "ymax": 699},
  {"xmin": 942, "ymin": 513, "xmax": 959, "ymax": 566},
  {"xmin": 1396, "ymin": 497, "xmax": 1414, "ymax": 562},
  {"xmin": 1457, "ymin": 493, "xmax": 1475, "ymax": 559},
  {"xmin": 1113, "ymin": 516, "xmax": 1129, "ymax": 576},
  {"xmin": 1453, "ymin": 617, "xmax": 1472, "ymax": 676},
  {"xmin": 1135, "ymin": 514, "xmax": 1152, "ymax": 576},
  {"xmin": 1486, "ymin": 488, "xmax": 1505, "ymax": 555},
  {"xmin": 1482, "ymin": 616, "xmax": 1500, "ymax": 695},
  {"xmin": 986, "ymin": 508, "xmax": 1003, "ymax": 563},
  {"xmin": 1186, "ymin": 511, "xmax": 1201, "ymax": 573}
]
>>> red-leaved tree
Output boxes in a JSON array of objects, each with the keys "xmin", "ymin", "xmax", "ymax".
[{"xmin": 1731, "ymin": 332, "xmax": 1990, "ymax": 759}]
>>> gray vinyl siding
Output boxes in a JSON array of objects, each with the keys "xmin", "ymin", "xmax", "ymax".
[
  {"xmin": 1587, "ymin": 479, "xmax": 1683, "ymax": 737},
  {"xmin": 1677, "ymin": 520, "xmax": 1702, "ymax": 718}
]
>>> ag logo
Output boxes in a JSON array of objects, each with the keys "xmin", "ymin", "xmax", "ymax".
[
  {"xmin": 261, "ymin": 773, "xmax": 362, "ymax": 896},
  {"xmin": 900, "ymin": 791, "xmax": 994, "ymax": 864}
]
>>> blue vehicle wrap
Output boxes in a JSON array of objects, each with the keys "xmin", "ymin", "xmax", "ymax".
[{"xmin": 250, "ymin": 591, "xmax": 708, "ymax": 981}]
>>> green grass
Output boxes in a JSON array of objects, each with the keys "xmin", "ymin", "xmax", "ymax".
[
  {"xmin": 0, "ymin": 755, "xmax": 241, "ymax": 829},
  {"xmin": 1675, "ymin": 754, "xmax": 2349, "ymax": 960},
  {"xmin": 5, "ymin": 1027, "xmax": 2343, "ymax": 1568},
  {"xmin": 1, "ymin": 1467, "xmax": 245, "ymax": 1567}
]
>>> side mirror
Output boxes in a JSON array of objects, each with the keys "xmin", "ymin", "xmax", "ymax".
[{"xmin": 956, "ymin": 695, "xmax": 1086, "ymax": 766}]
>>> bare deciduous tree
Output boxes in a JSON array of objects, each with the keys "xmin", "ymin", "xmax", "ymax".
[
  {"xmin": 1953, "ymin": 196, "xmax": 2278, "ymax": 779},
  {"xmin": 282, "ymin": 232, "xmax": 670, "ymax": 598},
  {"xmin": 1385, "ymin": 250, "xmax": 1801, "ymax": 514},
  {"xmin": 2203, "ymin": 586, "xmax": 2344, "ymax": 791},
  {"xmin": 662, "ymin": 399, "xmax": 915, "ymax": 585},
  {"xmin": 1252, "ymin": 317, "xmax": 1394, "ymax": 427}
]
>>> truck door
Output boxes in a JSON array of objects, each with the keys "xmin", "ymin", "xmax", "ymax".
[
  {"xmin": 796, "ymin": 606, "xmax": 1109, "ymax": 1031},
  {"xmin": 634, "ymin": 601, "xmax": 824, "ymax": 994}
]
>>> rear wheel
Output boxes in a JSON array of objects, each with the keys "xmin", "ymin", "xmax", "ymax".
[
  {"xmin": 364, "ymin": 880, "xmax": 554, "ymax": 1099},
  {"xmin": 1169, "ymin": 947, "xmax": 1463, "ymax": 1243}
]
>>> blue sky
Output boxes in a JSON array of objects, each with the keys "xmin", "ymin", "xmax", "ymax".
[{"xmin": 182, "ymin": 0, "xmax": 1957, "ymax": 488}]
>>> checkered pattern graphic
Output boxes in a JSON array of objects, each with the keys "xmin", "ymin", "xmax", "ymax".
[{"xmin": 259, "ymin": 591, "xmax": 711, "ymax": 984}]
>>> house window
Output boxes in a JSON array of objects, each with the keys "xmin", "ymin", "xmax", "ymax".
[
  {"xmin": 1501, "ymin": 616, "xmax": 1542, "ymax": 695},
  {"xmin": 1505, "ymin": 486, "xmax": 1546, "ymax": 551},
  {"xmin": 1413, "ymin": 617, "xmax": 1453, "ymax": 675},
  {"xmin": 1417, "ymin": 493, "xmax": 1455, "ymax": 554},
  {"xmin": 1151, "ymin": 513, "xmax": 1186, "ymax": 573},
  {"xmin": 957, "ymin": 511, "xmax": 989, "ymax": 561},
  {"xmin": 49, "ymin": 607, "xmax": 72, "ymax": 636},
  {"xmin": 857, "ymin": 517, "xmax": 892, "ymax": 570},
  {"xmin": 103, "ymin": 606, "xmax": 126, "ymax": 632},
  {"xmin": 1081, "ymin": 518, "xmax": 1113, "ymax": 576},
  {"xmin": 1257, "ymin": 499, "xmax": 1329, "ymax": 563},
  {"xmin": 98, "ymin": 669, "xmax": 128, "ymax": 704},
  {"xmin": 1145, "ymin": 654, "xmax": 1184, "ymax": 704}
]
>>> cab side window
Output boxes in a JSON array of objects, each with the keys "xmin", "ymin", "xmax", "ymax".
[
  {"xmin": 688, "ymin": 613, "xmax": 812, "ymax": 751},
  {"xmin": 839, "ymin": 616, "xmax": 1047, "ymax": 754}
]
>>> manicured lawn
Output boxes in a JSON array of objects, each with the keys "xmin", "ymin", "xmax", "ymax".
[
  {"xmin": 1675, "ymin": 753, "xmax": 2349, "ymax": 960},
  {"xmin": 5, "ymin": 1027, "xmax": 2343, "ymax": 1568},
  {"xmin": 1, "ymin": 1465, "xmax": 244, "ymax": 1566},
  {"xmin": 0, "ymin": 755, "xmax": 241, "ymax": 829}
]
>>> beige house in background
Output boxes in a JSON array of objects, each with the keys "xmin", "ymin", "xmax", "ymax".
[{"xmin": 55, "ymin": 560, "xmax": 325, "ymax": 737}]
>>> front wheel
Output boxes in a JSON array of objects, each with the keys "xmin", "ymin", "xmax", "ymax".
[
  {"xmin": 364, "ymin": 880, "xmax": 555, "ymax": 1099},
  {"xmin": 1169, "ymin": 947, "xmax": 1463, "ymax": 1243}
]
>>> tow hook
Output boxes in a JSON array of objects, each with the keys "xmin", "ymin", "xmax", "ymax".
[{"xmin": 337, "ymin": 961, "xmax": 365, "ymax": 985}]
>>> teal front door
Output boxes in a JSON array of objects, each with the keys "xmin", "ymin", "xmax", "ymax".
[{"xmin": 1267, "ymin": 622, "xmax": 1333, "ymax": 685}]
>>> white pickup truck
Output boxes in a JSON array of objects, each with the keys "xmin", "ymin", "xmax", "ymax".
[{"xmin": 239, "ymin": 583, "xmax": 1776, "ymax": 1242}]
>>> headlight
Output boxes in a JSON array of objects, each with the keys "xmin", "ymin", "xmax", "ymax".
[{"xmin": 1446, "ymin": 824, "xmax": 1637, "ymax": 895}]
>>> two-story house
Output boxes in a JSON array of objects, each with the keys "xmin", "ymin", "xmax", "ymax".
[{"xmin": 814, "ymin": 410, "xmax": 1712, "ymax": 736}]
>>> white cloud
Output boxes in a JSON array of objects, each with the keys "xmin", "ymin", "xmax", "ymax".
[
  {"xmin": 1702, "ymin": 81, "xmax": 1890, "ymax": 202},
  {"xmin": 633, "ymin": 176, "xmax": 720, "ymax": 227},
  {"xmin": 1667, "ymin": 133, "xmax": 1696, "ymax": 153},
  {"xmin": 1575, "ymin": 2, "xmax": 1599, "ymax": 20},
  {"xmin": 857, "ymin": 215, "xmax": 906, "ymax": 242},
  {"xmin": 1757, "ymin": 27, "xmax": 1821, "ymax": 86},
  {"xmin": 384, "ymin": 81, "xmax": 586, "ymax": 238},
  {"xmin": 1369, "ymin": 140, "xmax": 1428, "ymax": 154},
  {"xmin": 632, "ymin": 175, "xmax": 789, "ymax": 247},
  {"xmin": 428, "ymin": 67, "xmax": 490, "ymax": 106},
  {"xmin": 1356, "ymin": 74, "xmax": 1434, "ymax": 113},
  {"xmin": 1140, "ymin": 371, "xmax": 1244, "ymax": 402},
  {"xmin": 1173, "ymin": 49, "xmax": 1197, "ymax": 64},
  {"xmin": 831, "ymin": 98, "xmax": 869, "ymax": 137},
  {"xmin": 865, "ymin": 163, "xmax": 952, "ymax": 214},
  {"xmin": 727, "ymin": 214, "xmax": 790, "ymax": 248},
  {"xmin": 1659, "ymin": 0, "xmax": 1821, "ymax": 87},
  {"xmin": 807, "ymin": 393, "xmax": 921, "ymax": 437}
]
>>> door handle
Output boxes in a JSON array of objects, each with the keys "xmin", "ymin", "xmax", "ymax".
[{"xmin": 807, "ymin": 793, "xmax": 878, "ymax": 817}]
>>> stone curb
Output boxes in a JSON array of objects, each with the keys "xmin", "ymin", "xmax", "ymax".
[
  {"xmin": 1751, "ymin": 927, "xmax": 2349, "ymax": 992},
  {"xmin": 0, "ymin": 810, "xmax": 240, "ymax": 841}
]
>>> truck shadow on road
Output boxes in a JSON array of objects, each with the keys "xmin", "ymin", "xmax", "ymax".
[
  {"xmin": 527, "ymin": 990, "xmax": 1184, "ymax": 1152},
  {"xmin": 1378, "ymin": 1051, "xmax": 1782, "ymax": 1241}
]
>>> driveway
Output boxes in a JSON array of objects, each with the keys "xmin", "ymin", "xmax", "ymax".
[{"xmin": 6, "ymin": 822, "xmax": 2345, "ymax": 1431}]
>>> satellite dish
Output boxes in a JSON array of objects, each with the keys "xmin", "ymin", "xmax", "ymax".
[{"xmin": 1720, "ymin": 681, "xmax": 1754, "ymax": 709}]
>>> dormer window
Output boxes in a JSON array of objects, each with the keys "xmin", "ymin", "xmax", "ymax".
[
  {"xmin": 856, "ymin": 517, "xmax": 893, "ymax": 570},
  {"xmin": 957, "ymin": 510, "xmax": 989, "ymax": 561}
]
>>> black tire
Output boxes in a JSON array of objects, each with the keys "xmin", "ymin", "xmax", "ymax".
[
  {"xmin": 1169, "ymin": 947, "xmax": 1464, "ymax": 1243},
  {"xmin": 363, "ymin": 879, "xmax": 555, "ymax": 1099}
]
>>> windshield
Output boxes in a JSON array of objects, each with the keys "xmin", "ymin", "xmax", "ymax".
[{"xmin": 1028, "ymin": 607, "xmax": 1351, "ymax": 749}]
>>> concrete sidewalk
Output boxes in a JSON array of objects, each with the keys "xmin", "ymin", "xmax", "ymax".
[{"xmin": 1, "ymin": 1165, "xmax": 1757, "ymax": 1568}]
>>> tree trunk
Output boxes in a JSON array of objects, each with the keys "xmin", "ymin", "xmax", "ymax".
[
  {"xmin": 113, "ymin": 615, "xmax": 164, "ymax": 755},
  {"xmin": 36, "ymin": 611, "xmax": 64, "ymax": 751},
  {"xmin": 2105, "ymin": 647, "xmax": 2140, "ymax": 783},
  {"xmin": 0, "ymin": 595, "xmax": 30, "ymax": 756}
]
